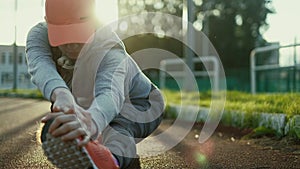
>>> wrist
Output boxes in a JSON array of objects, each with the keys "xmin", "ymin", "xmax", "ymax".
[{"xmin": 50, "ymin": 87, "xmax": 72, "ymax": 102}]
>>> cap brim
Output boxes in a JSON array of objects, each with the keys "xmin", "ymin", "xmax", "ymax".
[{"xmin": 48, "ymin": 21, "xmax": 95, "ymax": 46}]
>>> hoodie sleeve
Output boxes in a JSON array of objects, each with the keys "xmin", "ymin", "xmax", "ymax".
[
  {"xmin": 88, "ymin": 48, "xmax": 127, "ymax": 134},
  {"xmin": 25, "ymin": 22, "xmax": 68, "ymax": 100}
]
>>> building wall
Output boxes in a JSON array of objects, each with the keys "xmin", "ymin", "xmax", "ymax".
[{"xmin": 0, "ymin": 45, "xmax": 36, "ymax": 89}]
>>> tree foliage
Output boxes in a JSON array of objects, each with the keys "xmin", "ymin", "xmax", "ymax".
[
  {"xmin": 117, "ymin": 0, "xmax": 184, "ymax": 56},
  {"xmin": 195, "ymin": 0, "xmax": 275, "ymax": 68},
  {"xmin": 117, "ymin": 0, "xmax": 275, "ymax": 69}
]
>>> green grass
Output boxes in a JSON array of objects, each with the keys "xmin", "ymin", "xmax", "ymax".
[
  {"xmin": 162, "ymin": 90, "xmax": 300, "ymax": 117},
  {"xmin": 0, "ymin": 89, "xmax": 43, "ymax": 99},
  {"xmin": 1, "ymin": 89, "xmax": 299, "ymax": 117}
]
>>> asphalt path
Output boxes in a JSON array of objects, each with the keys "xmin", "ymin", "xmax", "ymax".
[{"xmin": 0, "ymin": 97, "xmax": 299, "ymax": 169}]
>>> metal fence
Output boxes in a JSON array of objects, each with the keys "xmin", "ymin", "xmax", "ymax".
[
  {"xmin": 159, "ymin": 56, "xmax": 219, "ymax": 91},
  {"xmin": 250, "ymin": 43, "xmax": 300, "ymax": 94}
]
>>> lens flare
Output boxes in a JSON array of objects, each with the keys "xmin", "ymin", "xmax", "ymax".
[
  {"xmin": 193, "ymin": 139, "xmax": 215, "ymax": 167},
  {"xmin": 194, "ymin": 152, "xmax": 207, "ymax": 166}
]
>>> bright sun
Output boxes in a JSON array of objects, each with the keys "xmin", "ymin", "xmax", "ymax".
[{"xmin": 95, "ymin": 0, "xmax": 118, "ymax": 25}]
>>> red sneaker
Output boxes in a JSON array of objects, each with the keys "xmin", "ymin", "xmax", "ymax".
[
  {"xmin": 41, "ymin": 120, "xmax": 119, "ymax": 169},
  {"xmin": 84, "ymin": 139, "xmax": 119, "ymax": 169}
]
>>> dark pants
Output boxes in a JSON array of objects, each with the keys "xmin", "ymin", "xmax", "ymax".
[{"xmin": 102, "ymin": 87, "xmax": 164, "ymax": 169}]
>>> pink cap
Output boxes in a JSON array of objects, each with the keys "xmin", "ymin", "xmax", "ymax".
[{"xmin": 45, "ymin": 0, "xmax": 96, "ymax": 46}]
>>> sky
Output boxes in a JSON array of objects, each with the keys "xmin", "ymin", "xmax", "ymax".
[
  {"xmin": 0, "ymin": 0, "xmax": 299, "ymax": 46},
  {"xmin": 0, "ymin": 0, "xmax": 118, "ymax": 46},
  {"xmin": 263, "ymin": 0, "xmax": 300, "ymax": 45}
]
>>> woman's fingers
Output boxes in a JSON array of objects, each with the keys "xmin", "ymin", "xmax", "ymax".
[
  {"xmin": 48, "ymin": 114, "xmax": 76, "ymax": 133},
  {"xmin": 77, "ymin": 135, "xmax": 91, "ymax": 147},
  {"xmin": 51, "ymin": 120, "xmax": 80, "ymax": 137},
  {"xmin": 41, "ymin": 112, "xmax": 64, "ymax": 123},
  {"xmin": 60, "ymin": 128, "xmax": 87, "ymax": 142}
]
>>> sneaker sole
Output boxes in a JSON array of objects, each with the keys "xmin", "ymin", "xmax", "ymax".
[{"xmin": 41, "ymin": 119, "xmax": 98, "ymax": 169}]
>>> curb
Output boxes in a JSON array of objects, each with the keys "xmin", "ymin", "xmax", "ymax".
[{"xmin": 165, "ymin": 104, "xmax": 300, "ymax": 139}]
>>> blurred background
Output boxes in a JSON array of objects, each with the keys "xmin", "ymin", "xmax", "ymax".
[{"xmin": 0, "ymin": 0, "xmax": 299, "ymax": 93}]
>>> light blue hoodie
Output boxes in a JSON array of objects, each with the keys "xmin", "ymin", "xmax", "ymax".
[{"xmin": 26, "ymin": 22, "xmax": 164, "ymax": 137}]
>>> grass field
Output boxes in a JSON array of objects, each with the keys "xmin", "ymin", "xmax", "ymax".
[
  {"xmin": 0, "ymin": 89, "xmax": 43, "ymax": 99},
  {"xmin": 162, "ymin": 90, "xmax": 300, "ymax": 117},
  {"xmin": 1, "ymin": 89, "xmax": 299, "ymax": 117}
]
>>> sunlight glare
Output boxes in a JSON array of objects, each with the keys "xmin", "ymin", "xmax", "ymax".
[{"xmin": 95, "ymin": 0, "xmax": 118, "ymax": 29}]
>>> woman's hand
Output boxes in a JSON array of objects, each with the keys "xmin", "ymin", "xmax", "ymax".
[
  {"xmin": 51, "ymin": 88, "xmax": 75, "ymax": 113},
  {"xmin": 42, "ymin": 105, "xmax": 96, "ymax": 146}
]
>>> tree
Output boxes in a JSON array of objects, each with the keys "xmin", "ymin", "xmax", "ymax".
[{"xmin": 194, "ymin": 0, "xmax": 275, "ymax": 68}]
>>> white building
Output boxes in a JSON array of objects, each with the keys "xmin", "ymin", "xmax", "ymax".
[{"xmin": 0, "ymin": 45, "xmax": 36, "ymax": 89}]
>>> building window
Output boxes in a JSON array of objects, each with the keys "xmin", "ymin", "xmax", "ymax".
[
  {"xmin": 18, "ymin": 73, "xmax": 30, "ymax": 83},
  {"xmin": 18, "ymin": 73, "xmax": 33, "ymax": 88},
  {"xmin": 1, "ymin": 52, "xmax": 6, "ymax": 64},
  {"xmin": 1, "ymin": 72, "xmax": 13, "ymax": 84},
  {"xmin": 9, "ymin": 52, "xmax": 13, "ymax": 64},
  {"xmin": 18, "ymin": 53, "xmax": 23, "ymax": 64}
]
